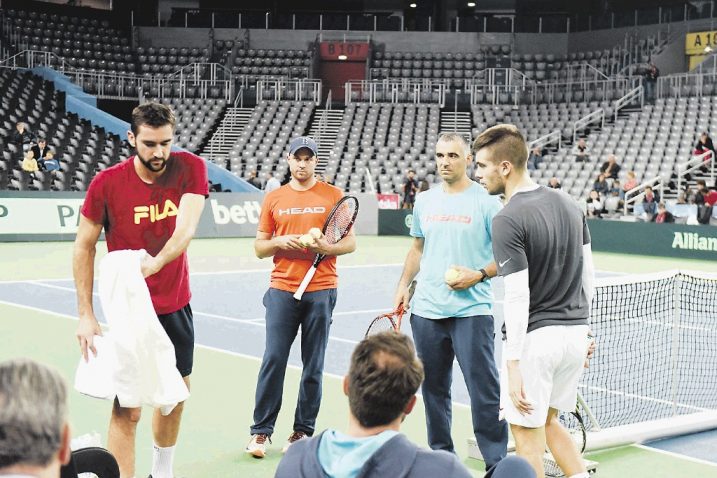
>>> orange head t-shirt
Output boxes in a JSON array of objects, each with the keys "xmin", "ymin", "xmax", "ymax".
[{"xmin": 258, "ymin": 181, "xmax": 344, "ymax": 293}]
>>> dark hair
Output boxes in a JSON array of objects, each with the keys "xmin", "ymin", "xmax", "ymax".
[
  {"xmin": 130, "ymin": 102, "xmax": 176, "ymax": 135},
  {"xmin": 472, "ymin": 124, "xmax": 528, "ymax": 170},
  {"xmin": 348, "ymin": 333, "xmax": 424, "ymax": 428}
]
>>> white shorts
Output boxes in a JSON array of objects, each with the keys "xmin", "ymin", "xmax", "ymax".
[{"xmin": 500, "ymin": 324, "xmax": 590, "ymax": 428}]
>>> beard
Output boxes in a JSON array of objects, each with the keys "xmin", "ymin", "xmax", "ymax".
[{"xmin": 137, "ymin": 151, "xmax": 169, "ymax": 172}]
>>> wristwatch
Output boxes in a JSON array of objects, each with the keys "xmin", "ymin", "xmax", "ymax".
[{"xmin": 478, "ymin": 268, "xmax": 488, "ymax": 282}]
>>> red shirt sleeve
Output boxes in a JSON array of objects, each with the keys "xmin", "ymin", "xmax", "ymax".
[{"xmin": 81, "ymin": 171, "xmax": 108, "ymax": 225}]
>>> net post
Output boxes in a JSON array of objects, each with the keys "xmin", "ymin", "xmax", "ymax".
[
  {"xmin": 669, "ymin": 272, "xmax": 682, "ymax": 417},
  {"xmin": 577, "ymin": 390, "xmax": 602, "ymax": 431}
]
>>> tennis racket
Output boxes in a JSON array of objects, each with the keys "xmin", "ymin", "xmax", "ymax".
[
  {"xmin": 544, "ymin": 401, "xmax": 588, "ymax": 477},
  {"xmin": 364, "ymin": 280, "xmax": 417, "ymax": 337},
  {"xmin": 293, "ymin": 195, "xmax": 359, "ymax": 300}
]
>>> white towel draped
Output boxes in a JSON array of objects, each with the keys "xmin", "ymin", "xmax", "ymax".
[{"xmin": 74, "ymin": 250, "xmax": 189, "ymax": 415}]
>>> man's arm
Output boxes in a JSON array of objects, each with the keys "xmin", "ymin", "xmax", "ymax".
[
  {"xmin": 446, "ymin": 261, "xmax": 497, "ymax": 290},
  {"xmin": 141, "ymin": 193, "xmax": 205, "ymax": 277},
  {"xmin": 73, "ymin": 215, "xmax": 104, "ymax": 361},
  {"xmin": 503, "ymin": 268, "xmax": 534, "ymax": 415},
  {"xmin": 393, "ymin": 237, "xmax": 424, "ymax": 310},
  {"xmin": 254, "ymin": 230, "xmax": 304, "ymax": 258},
  {"xmin": 306, "ymin": 230, "xmax": 356, "ymax": 257}
]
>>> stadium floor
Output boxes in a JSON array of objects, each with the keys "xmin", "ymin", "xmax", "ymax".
[{"xmin": 1, "ymin": 237, "xmax": 715, "ymax": 477}]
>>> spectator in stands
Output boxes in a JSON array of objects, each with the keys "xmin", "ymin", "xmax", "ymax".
[
  {"xmin": 0, "ymin": 358, "xmax": 72, "ymax": 478},
  {"xmin": 693, "ymin": 132, "xmax": 716, "ymax": 173},
  {"xmin": 527, "ymin": 146, "xmax": 543, "ymax": 171},
  {"xmin": 592, "ymin": 173, "xmax": 609, "ymax": 195},
  {"xmin": 275, "ymin": 332, "xmax": 474, "ymax": 478},
  {"xmin": 246, "ymin": 170, "xmax": 262, "ymax": 189},
  {"xmin": 642, "ymin": 186, "xmax": 659, "ymax": 215},
  {"xmin": 401, "ymin": 169, "xmax": 419, "ymax": 209},
  {"xmin": 651, "ymin": 203, "xmax": 675, "ymax": 224},
  {"xmin": 644, "ymin": 62, "xmax": 659, "ymax": 103},
  {"xmin": 21, "ymin": 150, "xmax": 39, "ymax": 173},
  {"xmin": 418, "ymin": 178, "xmax": 430, "ymax": 193},
  {"xmin": 623, "ymin": 171, "xmax": 639, "ymax": 192},
  {"xmin": 693, "ymin": 180, "xmax": 708, "ymax": 205},
  {"xmin": 264, "ymin": 173, "xmax": 281, "ymax": 193},
  {"xmin": 604, "ymin": 187, "xmax": 623, "ymax": 215},
  {"xmin": 586, "ymin": 190, "xmax": 604, "ymax": 218},
  {"xmin": 600, "ymin": 154, "xmax": 621, "ymax": 180},
  {"xmin": 573, "ymin": 138, "xmax": 589, "ymax": 163},
  {"xmin": 10, "ymin": 122, "xmax": 34, "ymax": 152},
  {"xmin": 547, "ymin": 177, "xmax": 561, "ymax": 189},
  {"xmin": 31, "ymin": 138, "xmax": 53, "ymax": 170},
  {"xmin": 608, "ymin": 180, "xmax": 624, "ymax": 199}
]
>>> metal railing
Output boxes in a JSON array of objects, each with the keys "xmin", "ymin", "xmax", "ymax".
[
  {"xmin": 657, "ymin": 57, "xmax": 717, "ymax": 98},
  {"xmin": 613, "ymin": 85, "xmax": 643, "ymax": 121},
  {"xmin": 0, "ymin": 50, "xmax": 234, "ymax": 100},
  {"xmin": 465, "ymin": 68, "xmax": 533, "ymax": 89},
  {"xmin": 256, "ymin": 78, "xmax": 322, "ymax": 103},
  {"xmin": 573, "ymin": 109, "xmax": 605, "ymax": 144},
  {"xmin": 623, "ymin": 176, "xmax": 664, "ymax": 215},
  {"xmin": 676, "ymin": 150, "xmax": 715, "ymax": 195},
  {"xmin": 364, "ymin": 167, "xmax": 377, "ymax": 194},
  {"xmin": 529, "ymin": 130, "xmax": 562, "ymax": 151},
  {"xmin": 315, "ymin": 89, "xmax": 332, "ymax": 147},
  {"xmin": 345, "ymin": 79, "xmax": 446, "ymax": 105}
]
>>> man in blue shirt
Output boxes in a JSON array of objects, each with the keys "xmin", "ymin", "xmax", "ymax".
[{"xmin": 394, "ymin": 133, "xmax": 508, "ymax": 469}]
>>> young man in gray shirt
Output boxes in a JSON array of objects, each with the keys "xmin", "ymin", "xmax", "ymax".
[{"xmin": 473, "ymin": 124, "xmax": 595, "ymax": 478}]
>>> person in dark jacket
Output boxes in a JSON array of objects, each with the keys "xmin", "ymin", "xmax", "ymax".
[
  {"xmin": 275, "ymin": 332, "xmax": 473, "ymax": 478},
  {"xmin": 9, "ymin": 122, "xmax": 34, "ymax": 151},
  {"xmin": 650, "ymin": 203, "xmax": 675, "ymax": 224}
]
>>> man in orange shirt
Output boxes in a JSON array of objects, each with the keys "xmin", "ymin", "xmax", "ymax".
[{"xmin": 246, "ymin": 136, "xmax": 357, "ymax": 459}]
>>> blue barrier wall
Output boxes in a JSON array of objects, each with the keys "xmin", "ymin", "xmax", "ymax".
[{"xmin": 29, "ymin": 67, "xmax": 257, "ymax": 192}]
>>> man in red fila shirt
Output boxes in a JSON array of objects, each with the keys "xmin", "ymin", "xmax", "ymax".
[{"xmin": 73, "ymin": 102, "xmax": 208, "ymax": 478}]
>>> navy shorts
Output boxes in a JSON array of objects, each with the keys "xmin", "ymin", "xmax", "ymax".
[{"xmin": 157, "ymin": 303, "xmax": 194, "ymax": 377}]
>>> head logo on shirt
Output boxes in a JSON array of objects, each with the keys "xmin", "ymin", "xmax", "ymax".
[
  {"xmin": 134, "ymin": 199, "xmax": 178, "ymax": 224},
  {"xmin": 277, "ymin": 206, "xmax": 326, "ymax": 216}
]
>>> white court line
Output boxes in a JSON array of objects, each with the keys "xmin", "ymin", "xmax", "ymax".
[
  {"xmin": 0, "ymin": 299, "xmax": 471, "ymax": 409},
  {"xmin": 0, "ymin": 263, "xmax": 405, "ymax": 284},
  {"xmin": 577, "ymin": 384, "xmax": 710, "ymax": 413},
  {"xmin": 634, "ymin": 444, "xmax": 717, "ymax": 468},
  {"xmin": 0, "ymin": 265, "xmax": 620, "ymax": 285}
]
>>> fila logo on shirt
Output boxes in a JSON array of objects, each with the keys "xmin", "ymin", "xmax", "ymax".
[
  {"xmin": 134, "ymin": 199, "xmax": 178, "ymax": 224},
  {"xmin": 277, "ymin": 206, "xmax": 326, "ymax": 216}
]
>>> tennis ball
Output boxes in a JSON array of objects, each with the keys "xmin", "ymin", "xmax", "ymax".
[
  {"xmin": 444, "ymin": 268, "xmax": 461, "ymax": 283},
  {"xmin": 308, "ymin": 227, "xmax": 323, "ymax": 240},
  {"xmin": 299, "ymin": 234, "xmax": 315, "ymax": 247}
]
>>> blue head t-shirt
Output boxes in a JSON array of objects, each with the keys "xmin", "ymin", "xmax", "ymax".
[{"xmin": 410, "ymin": 182, "xmax": 502, "ymax": 319}]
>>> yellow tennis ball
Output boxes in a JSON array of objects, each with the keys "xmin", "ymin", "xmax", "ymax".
[
  {"xmin": 444, "ymin": 268, "xmax": 461, "ymax": 283},
  {"xmin": 308, "ymin": 227, "xmax": 323, "ymax": 239},
  {"xmin": 299, "ymin": 234, "xmax": 315, "ymax": 247}
]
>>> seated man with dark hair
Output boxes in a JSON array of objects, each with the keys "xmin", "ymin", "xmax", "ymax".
[
  {"xmin": 276, "ymin": 333, "xmax": 534, "ymax": 478},
  {"xmin": 276, "ymin": 332, "xmax": 471, "ymax": 478},
  {"xmin": 0, "ymin": 358, "xmax": 72, "ymax": 477}
]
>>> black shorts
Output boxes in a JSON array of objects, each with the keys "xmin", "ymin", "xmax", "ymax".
[{"xmin": 157, "ymin": 304, "xmax": 194, "ymax": 377}]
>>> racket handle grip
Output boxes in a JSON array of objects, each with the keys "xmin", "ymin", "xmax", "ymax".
[{"xmin": 293, "ymin": 266, "xmax": 317, "ymax": 300}]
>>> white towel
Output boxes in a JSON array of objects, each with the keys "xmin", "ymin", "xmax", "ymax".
[{"xmin": 74, "ymin": 249, "xmax": 189, "ymax": 415}]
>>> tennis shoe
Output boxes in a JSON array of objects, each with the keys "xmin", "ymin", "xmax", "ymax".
[
  {"xmin": 282, "ymin": 431, "xmax": 308, "ymax": 453},
  {"xmin": 246, "ymin": 433, "xmax": 271, "ymax": 458}
]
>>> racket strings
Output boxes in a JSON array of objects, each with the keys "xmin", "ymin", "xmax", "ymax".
[{"xmin": 324, "ymin": 200, "xmax": 358, "ymax": 244}]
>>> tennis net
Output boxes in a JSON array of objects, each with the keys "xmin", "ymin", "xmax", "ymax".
[{"xmin": 580, "ymin": 269, "xmax": 717, "ymax": 448}]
